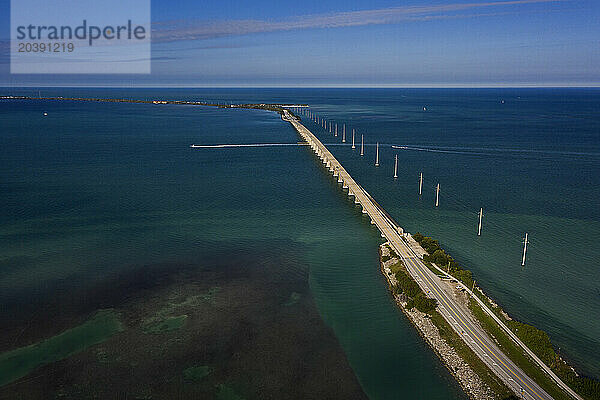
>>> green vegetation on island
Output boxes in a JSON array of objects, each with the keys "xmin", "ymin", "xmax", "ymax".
[
  {"xmin": 388, "ymin": 256, "xmax": 437, "ymax": 314},
  {"xmin": 2, "ymin": 95, "xmax": 306, "ymax": 119},
  {"xmin": 470, "ymin": 302, "xmax": 572, "ymax": 400},
  {"xmin": 429, "ymin": 310, "xmax": 516, "ymax": 399},
  {"xmin": 383, "ymin": 245, "xmax": 514, "ymax": 398},
  {"xmin": 411, "ymin": 233, "xmax": 600, "ymax": 400},
  {"xmin": 412, "ymin": 232, "xmax": 474, "ymax": 288}
]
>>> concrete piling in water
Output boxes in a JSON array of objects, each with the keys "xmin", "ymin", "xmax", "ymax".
[{"xmin": 360, "ymin": 135, "xmax": 364, "ymax": 156}]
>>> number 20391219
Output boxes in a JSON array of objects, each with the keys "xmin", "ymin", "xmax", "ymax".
[{"xmin": 18, "ymin": 42, "xmax": 75, "ymax": 52}]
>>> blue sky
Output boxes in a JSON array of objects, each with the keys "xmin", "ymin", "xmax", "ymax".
[{"xmin": 1, "ymin": 0, "xmax": 599, "ymax": 87}]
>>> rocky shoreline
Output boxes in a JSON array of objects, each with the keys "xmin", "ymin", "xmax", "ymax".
[{"xmin": 379, "ymin": 243, "xmax": 496, "ymax": 400}]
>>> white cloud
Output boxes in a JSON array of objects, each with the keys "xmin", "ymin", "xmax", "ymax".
[{"xmin": 152, "ymin": 0, "xmax": 565, "ymax": 43}]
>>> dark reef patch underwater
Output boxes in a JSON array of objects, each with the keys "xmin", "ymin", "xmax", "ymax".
[{"xmin": 0, "ymin": 247, "xmax": 367, "ymax": 399}]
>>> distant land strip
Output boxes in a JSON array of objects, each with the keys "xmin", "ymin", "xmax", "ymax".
[{"xmin": 0, "ymin": 95, "xmax": 307, "ymax": 114}]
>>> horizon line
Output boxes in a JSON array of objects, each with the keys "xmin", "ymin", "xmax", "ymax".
[{"xmin": 1, "ymin": 83, "xmax": 600, "ymax": 89}]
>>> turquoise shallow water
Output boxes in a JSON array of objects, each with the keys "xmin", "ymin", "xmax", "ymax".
[{"xmin": 1, "ymin": 87, "xmax": 599, "ymax": 396}]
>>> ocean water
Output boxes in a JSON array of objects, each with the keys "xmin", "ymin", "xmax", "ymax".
[
  {"xmin": 0, "ymin": 91, "xmax": 463, "ymax": 399},
  {"xmin": 298, "ymin": 88, "xmax": 600, "ymax": 378},
  {"xmin": 1, "ymin": 87, "xmax": 598, "ymax": 397}
]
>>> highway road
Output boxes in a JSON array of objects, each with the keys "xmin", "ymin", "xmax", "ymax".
[
  {"xmin": 402, "ymin": 254, "xmax": 551, "ymax": 400},
  {"xmin": 282, "ymin": 109, "xmax": 564, "ymax": 400}
]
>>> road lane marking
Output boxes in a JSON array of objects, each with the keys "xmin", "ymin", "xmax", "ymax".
[
  {"xmin": 289, "ymin": 116, "xmax": 549, "ymax": 400},
  {"xmin": 404, "ymin": 257, "xmax": 545, "ymax": 400}
]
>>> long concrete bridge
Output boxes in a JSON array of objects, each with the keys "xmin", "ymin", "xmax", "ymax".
[{"xmin": 282, "ymin": 109, "xmax": 579, "ymax": 400}]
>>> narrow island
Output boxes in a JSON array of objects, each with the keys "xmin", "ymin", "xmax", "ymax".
[
  {"xmin": 0, "ymin": 95, "xmax": 304, "ymax": 115},
  {"xmin": 400, "ymin": 233, "xmax": 600, "ymax": 400}
]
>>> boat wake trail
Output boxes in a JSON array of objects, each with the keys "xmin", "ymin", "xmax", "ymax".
[
  {"xmin": 392, "ymin": 145, "xmax": 487, "ymax": 156},
  {"xmin": 190, "ymin": 143, "xmax": 306, "ymax": 148},
  {"xmin": 392, "ymin": 145, "xmax": 600, "ymax": 159}
]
